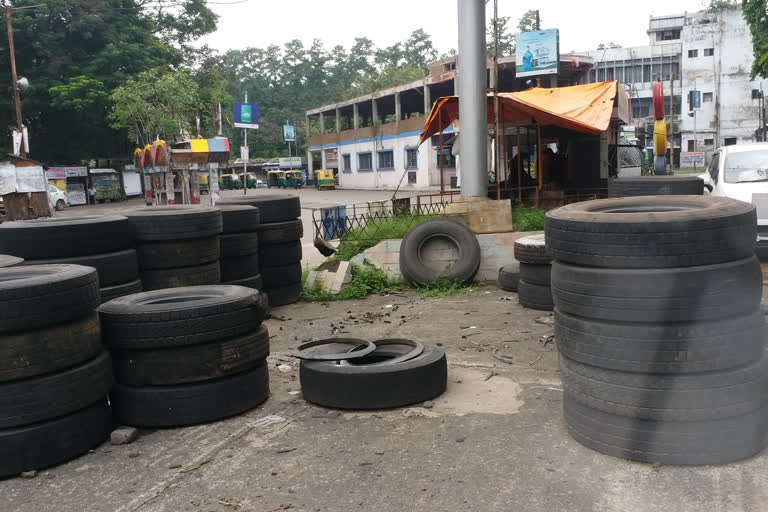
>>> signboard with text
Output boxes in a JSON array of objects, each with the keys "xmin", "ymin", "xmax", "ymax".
[
  {"xmin": 516, "ymin": 29, "xmax": 559, "ymax": 78},
  {"xmin": 278, "ymin": 157, "xmax": 302, "ymax": 169},
  {"xmin": 680, "ymin": 152, "xmax": 706, "ymax": 167},
  {"xmin": 234, "ymin": 103, "xmax": 259, "ymax": 129},
  {"xmin": 67, "ymin": 184, "xmax": 87, "ymax": 205},
  {"xmin": 283, "ymin": 124, "xmax": 296, "ymax": 142}
]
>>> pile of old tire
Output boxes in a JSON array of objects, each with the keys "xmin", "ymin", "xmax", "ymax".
[
  {"xmin": 218, "ymin": 195, "xmax": 302, "ymax": 306},
  {"xmin": 546, "ymin": 195, "xmax": 767, "ymax": 465},
  {"xmin": 513, "ymin": 234, "xmax": 553, "ymax": 311},
  {"xmin": 125, "ymin": 206, "xmax": 222, "ymax": 291},
  {"xmin": 98, "ymin": 286, "xmax": 270, "ymax": 427},
  {"xmin": 0, "ymin": 215, "xmax": 140, "ymax": 303},
  {"xmin": 0, "ymin": 264, "xmax": 113, "ymax": 477},
  {"xmin": 298, "ymin": 338, "xmax": 447, "ymax": 409},
  {"xmin": 219, "ymin": 205, "xmax": 263, "ymax": 290},
  {"xmin": 607, "ymin": 176, "xmax": 704, "ymax": 197},
  {"xmin": 400, "ymin": 219, "xmax": 481, "ymax": 285}
]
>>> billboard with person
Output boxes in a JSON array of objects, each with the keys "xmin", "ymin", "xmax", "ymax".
[{"xmin": 516, "ymin": 29, "xmax": 559, "ymax": 78}]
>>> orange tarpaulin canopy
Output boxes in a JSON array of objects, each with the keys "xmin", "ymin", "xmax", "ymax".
[{"xmin": 418, "ymin": 81, "xmax": 620, "ymax": 145}]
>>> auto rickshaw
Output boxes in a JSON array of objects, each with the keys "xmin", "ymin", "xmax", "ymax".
[
  {"xmin": 220, "ymin": 173, "xmax": 243, "ymax": 190},
  {"xmin": 315, "ymin": 169, "xmax": 335, "ymax": 190},
  {"xmin": 266, "ymin": 170, "xmax": 285, "ymax": 188},
  {"xmin": 285, "ymin": 170, "xmax": 304, "ymax": 189},
  {"xmin": 199, "ymin": 174, "xmax": 209, "ymax": 194},
  {"xmin": 246, "ymin": 173, "xmax": 259, "ymax": 189}
]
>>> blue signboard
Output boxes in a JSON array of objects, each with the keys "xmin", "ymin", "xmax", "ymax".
[
  {"xmin": 516, "ymin": 29, "xmax": 560, "ymax": 78},
  {"xmin": 234, "ymin": 103, "xmax": 259, "ymax": 129}
]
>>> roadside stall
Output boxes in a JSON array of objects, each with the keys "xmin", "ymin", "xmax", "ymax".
[
  {"xmin": 45, "ymin": 166, "xmax": 89, "ymax": 206},
  {"xmin": 89, "ymin": 169, "xmax": 123, "ymax": 203}
]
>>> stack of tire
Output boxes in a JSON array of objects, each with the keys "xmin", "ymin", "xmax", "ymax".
[
  {"xmin": 0, "ymin": 265, "xmax": 113, "ymax": 477},
  {"xmin": 98, "ymin": 286, "xmax": 270, "ymax": 427},
  {"xmin": 125, "ymin": 206, "xmax": 222, "ymax": 291},
  {"xmin": 608, "ymin": 176, "xmax": 704, "ymax": 197},
  {"xmin": 218, "ymin": 195, "xmax": 303, "ymax": 306},
  {"xmin": 652, "ymin": 81, "xmax": 667, "ymax": 175},
  {"xmin": 0, "ymin": 216, "xmax": 140, "ymax": 303},
  {"xmin": 513, "ymin": 234, "xmax": 553, "ymax": 311},
  {"xmin": 219, "ymin": 205, "xmax": 263, "ymax": 290},
  {"xmin": 547, "ymin": 196, "xmax": 767, "ymax": 465}
]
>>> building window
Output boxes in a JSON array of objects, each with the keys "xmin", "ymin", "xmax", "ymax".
[
  {"xmin": 703, "ymin": 92, "xmax": 713, "ymax": 103},
  {"xmin": 704, "ymin": 138, "xmax": 714, "ymax": 146},
  {"xmin": 377, "ymin": 150, "xmax": 394, "ymax": 170},
  {"xmin": 405, "ymin": 148, "xmax": 418, "ymax": 170},
  {"xmin": 688, "ymin": 49, "xmax": 698, "ymax": 58},
  {"xmin": 358, "ymin": 152, "xmax": 372, "ymax": 171},
  {"xmin": 687, "ymin": 140, "xmax": 695, "ymax": 151},
  {"xmin": 704, "ymin": 48, "xmax": 714, "ymax": 56},
  {"xmin": 341, "ymin": 154, "xmax": 351, "ymax": 173},
  {"xmin": 437, "ymin": 148, "xmax": 456, "ymax": 167},
  {"xmin": 657, "ymin": 29, "xmax": 680, "ymax": 41},
  {"xmin": 408, "ymin": 171, "xmax": 417, "ymax": 184},
  {"xmin": 724, "ymin": 137, "xmax": 737, "ymax": 146},
  {"xmin": 753, "ymin": 89, "xmax": 762, "ymax": 100}
]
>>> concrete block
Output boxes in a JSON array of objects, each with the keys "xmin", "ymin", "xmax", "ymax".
[
  {"xmin": 328, "ymin": 261, "xmax": 352, "ymax": 293},
  {"xmin": 110, "ymin": 426, "xmax": 139, "ymax": 445}
]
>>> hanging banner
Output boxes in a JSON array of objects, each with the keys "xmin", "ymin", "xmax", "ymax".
[{"xmin": 283, "ymin": 124, "xmax": 296, "ymax": 142}]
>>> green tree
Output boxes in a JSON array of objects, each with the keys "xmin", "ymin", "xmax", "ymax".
[
  {"xmin": 742, "ymin": 1, "xmax": 768, "ymax": 78},
  {"xmin": 487, "ymin": 16, "xmax": 515, "ymax": 57},
  {"xmin": 403, "ymin": 29, "xmax": 438, "ymax": 69},
  {"xmin": 518, "ymin": 9, "xmax": 539, "ymax": 32}
]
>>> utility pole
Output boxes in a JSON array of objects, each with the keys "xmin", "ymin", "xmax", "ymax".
[
  {"xmin": 5, "ymin": 5, "xmax": 24, "ymax": 158},
  {"xmin": 535, "ymin": 9, "xmax": 540, "ymax": 30},
  {"xmin": 243, "ymin": 91, "xmax": 247, "ymax": 196},
  {"xmin": 670, "ymin": 72, "xmax": 675, "ymax": 170}
]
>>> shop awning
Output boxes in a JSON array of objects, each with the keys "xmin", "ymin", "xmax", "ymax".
[{"xmin": 418, "ymin": 81, "xmax": 621, "ymax": 145}]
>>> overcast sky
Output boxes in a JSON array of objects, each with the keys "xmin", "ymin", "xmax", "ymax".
[{"xmin": 202, "ymin": 0, "xmax": 709, "ymax": 55}]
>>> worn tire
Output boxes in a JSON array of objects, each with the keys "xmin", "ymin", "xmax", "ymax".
[
  {"xmin": 217, "ymin": 194, "xmax": 301, "ymax": 223},
  {"xmin": 111, "ymin": 361, "xmax": 269, "ymax": 427},
  {"xmin": 513, "ymin": 234, "xmax": 550, "ymax": 264},
  {"xmin": 563, "ymin": 395, "xmax": 767, "ymax": 465},
  {"xmin": 140, "ymin": 261, "xmax": 220, "ymax": 291},
  {"xmin": 0, "ymin": 255, "xmax": 22, "ymax": 268},
  {"xmin": 0, "ymin": 399, "xmax": 111, "ymax": 478},
  {"xmin": 0, "ymin": 313, "xmax": 103, "ymax": 383},
  {"xmin": 0, "ymin": 351, "xmax": 113, "ymax": 429},
  {"xmin": 24, "ymin": 249, "xmax": 139, "ymax": 287},
  {"xmin": 555, "ymin": 309, "xmax": 766, "ymax": 374},
  {"xmin": 519, "ymin": 263, "xmax": 551, "ymax": 286},
  {"xmin": 0, "ymin": 215, "xmax": 133, "ymax": 259},
  {"xmin": 498, "ymin": 264, "xmax": 520, "ymax": 292},
  {"xmin": 137, "ymin": 237, "xmax": 219, "ymax": 270},
  {"xmin": 125, "ymin": 206, "xmax": 222, "ymax": 241},
  {"xmin": 256, "ymin": 219, "xmax": 303, "ymax": 244},
  {"xmin": 264, "ymin": 281, "xmax": 302, "ymax": 306},
  {"xmin": 100, "ymin": 279, "xmax": 142, "ymax": 304},
  {"xmin": 219, "ymin": 205, "xmax": 260, "ymax": 233},
  {"xmin": 259, "ymin": 241, "xmax": 302, "ymax": 265},
  {"xmin": 112, "ymin": 325, "xmax": 270, "ymax": 386},
  {"xmin": 220, "ymin": 254, "xmax": 261, "ymax": 282},
  {"xmin": 220, "ymin": 233, "xmax": 259, "ymax": 258},
  {"xmin": 222, "ymin": 273, "xmax": 263, "ymax": 291},
  {"xmin": 0, "ymin": 265, "xmax": 100, "ymax": 333},
  {"xmin": 98, "ymin": 285, "xmax": 267, "ymax": 349},
  {"xmin": 552, "ymin": 257, "xmax": 761, "ymax": 323},
  {"xmin": 608, "ymin": 176, "xmax": 704, "ymax": 198},
  {"xmin": 518, "ymin": 280, "xmax": 553, "ymax": 311},
  {"xmin": 545, "ymin": 196, "xmax": 756, "ymax": 268},
  {"xmin": 560, "ymin": 355, "xmax": 768, "ymax": 422},
  {"xmin": 262, "ymin": 262, "xmax": 302, "ymax": 289},
  {"xmin": 399, "ymin": 219, "xmax": 481, "ymax": 285},
  {"xmin": 300, "ymin": 344, "xmax": 447, "ymax": 409}
]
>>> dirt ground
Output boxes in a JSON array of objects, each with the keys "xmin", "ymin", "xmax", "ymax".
[{"xmin": 1, "ymin": 286, "xmax": 767, "ymax": 512}]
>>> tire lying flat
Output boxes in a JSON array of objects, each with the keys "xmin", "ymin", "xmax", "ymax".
[
  {"xmin": 259, "ymin": 241, "xmax": 302, "ymax": 265},
  {"xmin": 24, "ymin": 249, "xmax": 139, "ymax": 287},
  {"xmin": 125, "ymin": 206, "xmax": 222, "ymax": 241},
  {"xmin": 513, "ymin": 234, "xmax": 550, "ymax": 264},
  {"xmin": 220, "ymin": 254, "xmax": 260, "ymax": 281},
  {"xmin": 217, "ymin": 195, "xmax": 300, "ymax": 223},
  {"xmin": 137, "ymin": 237, "xmax": 219, "ymax": 270},
  {"xmin": 140, "ymin": 261, "xmax": 221, "ymax": 290},
  {"xmin": 220, "ymin": 233, "xmax": 259, "ymax": 258},
  {"xmin": 221, "ymin": 273, "xmax": 263, "ymax": 290},
  {"xmin": 0, "ymin": 255, "xmax": 23, "ymax": 268},
  {"xmin": 219, "ymin": 205, "xmax": 260, "ymax": 234},
  {"xmin": 255, "ymin": 219, "xmax": 303, "ymax": 244},
  {"xmin": 100, "ymin": 279, "xmax": 143, "ymax": 304},
  {"xmin": 498, "ymin": 264, "xmax": 520, "ymax": 292},
  {"xmin": 264, "ymin": 282, "xmax": 302, "ymax": 307},
  {"xmin": 607, "ymin": 176, "xmax": 704, "ymax": 198},
  {"xmin": 519, "ymin": 263, "xmax": 551, "ymax": 286},
  {"xmin": 517, "ymin": 280, "xmax": 553, "ymax": 311}
]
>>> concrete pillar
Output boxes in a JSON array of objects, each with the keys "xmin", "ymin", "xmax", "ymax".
[
  {"xmin": 424, "ymin": 84, "xmax": 431, "ymax": 115},
  {"xmin": 307, "ymin": 149, "xmax": 314, "ymax": 176},
  {"xmin": 321, "ymin": 149, "xmax": 327, "ymax": 170},
  {"xmin": 372, "ymin": 98, "xmax": 378, "ymax": 126},
  {"xmin": 353, "ymin": 104, "xmax": 359, "ymax": 130},
  {"xmin": 319, "ymin": 112, "xmax": 325, "ymax": 134},
  {"xmin": 457, "ymin": 0, "xmax": 488, "ymax": 197},
  {"xmin": 549, "ymin": 76, "xmax": 557, "ymax": 88},
  {"xmin": 335, "ymin": 108, "xmax": 340, "ymax": 133},
  {"xmin": 305, "ymin": 115, "xmax": 311, "ymax": 143},
  {"xmin": 395, "ymin": 92, "xmax": 402, "ymax": 130}
]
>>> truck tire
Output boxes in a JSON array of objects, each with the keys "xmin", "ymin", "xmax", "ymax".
[
  {"xmin": 100, "ymin": 279, "xmax": 142, "ymax": 304},
  {"xmin": 111, "ymin": 361, "xmax": 269, "ymax": 427},
  {"xmin": 0, "ymin": 255, "xmax": 22, "ymax": 268},
  {"xmin": 513, "ymin": 234, "xmax": 550, "ymax": 264},
  {"xmin": 220, "ymin": 233, "xmax": 259, "ymax": 258},
  {"xmin": 399, "ymin": 219, "xmax": 481, "ymax": 285},
  {"xmin": 607, "ymin": 176, "xmax": 704, "ymax": 198},
  {"xmin": 517, "ymin": 280, "xmax": 553, "ymax": 311},
  {"xmin": 259, "ymin": 241, "xmax": 302, "ymax": 265},
  {"xmin": 140, "ymin": 261, "xmax": 220, "ymax": 291},
  {"xmin": 125, "ymin": 206, "xmax": 222, "ymax": 241},
  {"xmin": 545, "ymin": 196, "xmax": 756, "ymax": 268},
  {"xmin": 217, "ymin": 195, "xmax": 301, "ymax": 223},
  {"xmin": 137, "ymin": 237, "xmax": 219, "ymax": 270},
  {"xmin": 24, "ymin": 249, "xmax": 139, "ymax": 287},
  {"xmin": 222, "ymin": 273, "xmax": 263, "ymax": 291},
  {"xmin": 220, "ymin": 254, "xmax": 260, "ymax": 281},
  {"xmin": 219, "ymin": 205, "xmax": 260, "ymax": 233},
  {"xmin": 264, "ymin": 281, "xmax": 302, "ymax": 306},
  {"xmin": 262, "ymin": 262, "xmax": 302, "ymax": 289},
  {"xmin": 519, "ymin": 263, "xmax": 551, "ymax": 286},
  {"xmin": 498, "ymin": 264, "xmax": 520, "ymax": 292},
  {"xmin": 256, "ymin": 219, "xmax": 303, "ymax": 244}
]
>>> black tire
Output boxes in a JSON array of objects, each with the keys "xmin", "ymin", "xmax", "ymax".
[
  {"xmin": 0, "ymin": 265, "xmax": 100, "ymax": 333},
  {"xmin": 111, "ymin": 361, "xmax": 270, "ymax": 427},
  {"xmin": 555, "ymin": 309, "xmax": 766, "ymax": 374},
  {"xmin": 559, "ymin": 355, "xmax": 768, "ymax": 422},
  {"xmin": 140, "ymin": 261, "xmax": 220, "ymax": 291},
  {"xmin": 756, "ymin": 239, "xmax": 768, "ymax": 263},
  {"xmin": 262, "ymin": 262, "xmax": 302, "ymax": 289},
  {"xmin": 256, "ymin": 219, "xmax": 303, "ymax": 244},
  {"xmin": 0, "ymin": 351, "xmax": 113, "ymax": 429},
  {"xmin": 607, "ymin": 176, "xmax": 705, "ymax": 198},
  {"xmin": 399, "ymin": 219, "xmax": 481, "ymax": 285},
  {"xmin": 137, "ymin": 237, "xmax": 219, "ymax": 270},
  {"xmin": 112, "ymin": 325, "xmax": 270, "ymax": 386},
  {"xmin": 563, "ymin": 395, "xmax": 767, "ymax": 465},
  {"xmin": 513, "ymin": 234, "xmax": 551, "ymax": 264},
  {"xmin": 519, "ymin": 263, "xmax": 551, "ymax": 286},
  {"xmin": 265, "ymin": 281, "xmax": 302, "ymax": 306},
  {"xmin": 98, "ymin": 285, "xmax": 267, "ymax": 349},
  {"xmin": 222, "ymin": 273, "xmax": 263, "ymax": 291},
  {"xmin": 217, "ymin": 194, "xmax": 301, "ymax": 223},
  {"xmin": 220, "ymin": 233, "xmax": 259, "ymax": 258},
  {"xmin": 300, "ymin": 344, "xmax": 447, "ymax": 409},
  {"xmin": 0, "ymin": 215, "xmax": 133, "ymax": 259},
  {"xmin": 0, "ymin": 313, "xmax": 103, "ymax": 383},
  {"xmin": 100, "ymin": 279, "xmax": 142, "ymax": 304},
  {"xmin": 0, "ymin": 255, "xmax": 22, "ymax": 268},
  {"xmin": 220, "ymin": 254, "xmax": 261, "ymax": 281},
  {"xmin": 24, "ymin": 249, "xmax": 139, "ymax": 287},
  {"xmin": 259, "ymin": 241, "xmax": 302, "ymax": 265},
  {"xmin": 125, "ymin": 206, "xmax": 222, "ymax": 241},
  {"xmin": 552, "ymin": 257, "xmax": 761, "ymax": 323},
  {"xmin": 55, "ymin": 199, "xmax": 66, "ymax": 211},
  {"xmin": 518, "ymin": 280, "xmax": 553, "ymax": 311},
  {"xmin": 0, "ymin": 399, "xmax": 112, "ymax": 478},
  {"xmin": 219, "ymin": 205, "xmax": 260, "ymax": 234},
  {"xmin": 498, "ymin": 264, "xmax": 520, "ymax": 292},
  {"xmin": 545, "ymin": 196, "xmax": 756, "ymax": 268}
]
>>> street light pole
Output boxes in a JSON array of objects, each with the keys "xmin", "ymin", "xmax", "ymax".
[{"xmin": 5, "ymin": 4, "xmax": 24, "ymax": 158}]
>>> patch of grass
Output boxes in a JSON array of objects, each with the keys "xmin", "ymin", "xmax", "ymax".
[
  {"xmin": 301, "ymin": 264, "xmax": 407, "ymax": 302},
  {"xmin": 512, "ymin": 204, "xmax": 547, "ymax": 232},
  {"xmin": 332, "ymin": 214, "xmax": 437, "ymax": 261},
  {"xmin": 414, "ymin": 277, "xmax": 475, "ymax": 297}
]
